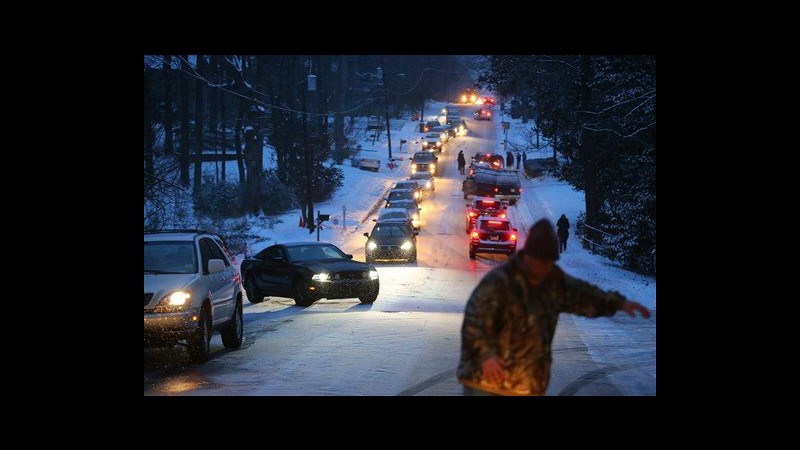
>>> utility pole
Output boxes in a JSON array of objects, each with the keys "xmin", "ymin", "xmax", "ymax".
[
  {"xmin": 380, "ymin": 59, "xmax": 392, "ymax": 160},
  {"xmin": 303, "ymin": 61, "xmax": 317, "ymax": 234}
]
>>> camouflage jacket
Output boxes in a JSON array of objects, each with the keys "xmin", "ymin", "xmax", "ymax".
[{"xmin": 457, "ymin": 255, "xmax": 627, "ymax": 395}]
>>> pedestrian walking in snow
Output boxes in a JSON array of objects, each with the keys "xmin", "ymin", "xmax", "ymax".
[
  {"xmin": 506, "ymin": 151, "xmax": 514, "ymax": 169},
  {"xmin": 457, "ymin": 219, "xmax": 650, "ymax": 396},
  {"xmin": 516, "ymin": 152, "xmax": 521, "ymax": 170},
  {"xmin": 556, "ymin": 214, "xmax": 569, "ymax": 253},
  {"xmin": 458, "ymin": 150, "xmax": 466, "ymax": 175}
]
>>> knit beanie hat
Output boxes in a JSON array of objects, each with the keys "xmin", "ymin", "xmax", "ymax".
[{"xmin": 522, "ymin": 219, "xmax": 560, "ymax": 260}]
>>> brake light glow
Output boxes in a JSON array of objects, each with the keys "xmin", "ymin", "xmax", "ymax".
[
  {"xmin": 488, "ymin": 112, "xmax": 491, "ymax": 116},
  {"xmin": 493, "ymin": 162, "xmax": 500, "ymax": 167},
  {"xmin": 481, "ymin": 200, "xmax": 495, "ymax": 204},
  {"xmin": 469, "ymin": 212, "xmax": 477, "ymax": 217},
  {"xmin": 494, "ymin": 187, "xmax": 499, "ymax": 192},
  {"xmin": 519, "ymin": 188, "xmax": 522, "ymax": 193},
  {"xmin": 500, "ymin": 214, "xmax": 506, "ymax": 218},
  {"xmin": 488, "ymin": 221, "xmax": 503, "ymax": 224},
  {"xmin": 510, "ymin": 234, "xmax": 517, "ymax": 241},
  {"xmin": 471, "ymin": 232, "xmax": 479, "ymax": 239}
]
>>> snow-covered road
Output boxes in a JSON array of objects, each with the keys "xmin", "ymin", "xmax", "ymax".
[{"xmin": 144, "ymin": 102, "xmax": 656, "ymax": 396}]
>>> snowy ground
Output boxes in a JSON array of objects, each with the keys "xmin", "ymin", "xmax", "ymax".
[{"xmin": 145, "ymin": 100, "xmax": 656, "ymax": 396}]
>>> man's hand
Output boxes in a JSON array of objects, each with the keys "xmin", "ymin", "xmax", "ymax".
[
  {"xmin": 622, "ymin": 300, "xmax": 651, "ymax": 319},
  {"xmin": 481, "ymin": 356, "xmax": 508, "ymax": 385}
]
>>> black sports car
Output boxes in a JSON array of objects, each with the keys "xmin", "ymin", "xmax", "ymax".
[
  {"xmin": 240, "ymin": 242, "xmax": 379, "ymax": 307},
  {"xmin": 363, "ymin": 221, "xmax": 417, "ymax": 263}
]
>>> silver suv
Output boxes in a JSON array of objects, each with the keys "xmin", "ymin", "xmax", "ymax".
[{"xmin": 144, "ymin": 230, "xmax": 243, "ymax": 363}]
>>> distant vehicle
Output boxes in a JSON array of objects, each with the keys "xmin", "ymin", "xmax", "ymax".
[
  {"xmin": 449, "ymin": 118, "xmax": 467, "ymax": 136},
  {"xmin": 471, "ymin": 152, "xmax": 505, "ymax": 169},
  {"xmin": 375, "ymin": 208, "xmax": 417, "ymax": 235},
  {"xmin": 469, "ymin": 216, "xmax": 518, "ymax": 259},
  {"xmin": 462, "ymin": 167, "xmax": 522, "ymax": 204},
  {"xmin": 483, "ymin": 96, "xmax": 495, "ymax": 106},
  {"xmin": 353, "ymin": 149, "xmax": 380, "ymax": 171},
  {"xmin": 412, "ymin": 151, "xmax": 438, "ymax": 175},
  {"xmin": 459, "ymin": 88, "xmax": 480, "ymax": 104},
  {"xmin": 474, "ymin": 108, "xmax": 492, "ymax": 120},
  {"xmin": 393, "ymin": 180, "xmax": 422, "ymax": 200},
  {"xmin": 144, "ymin": 229, "xmax": 243, "ymax": 363},
  {"xmin": 465, "ymin": 197, "xmax": 508, "ymax": 233},
  {"xmin": 422, "ymin": 133, "xmax": 444, "ymax": 151},
  {"xmin": 409, "ymin": 172, "xmax": 436, "ymax": 194},
  {"xmin": 423, "ymin": 120, "xmax": 440, "ymax": 133},
  {"xmin": 386, "ymin": 188, "xmax": 419, "ymax": 207},
  {"xmin": 431, "ymin": 126, "xmax": 450, "ymax": 144},
  {"xmin": 384, "ymin": 199, "xmax": 422, "ymax": 231},
  {"xmin": 240, "ymin": 242, "xmax": 379, "ymax": 307},
  {"xmin": 364, "ymin": 221, "xmax": 417, "ymax": 263}
]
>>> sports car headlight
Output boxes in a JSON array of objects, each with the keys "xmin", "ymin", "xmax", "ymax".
[
  {"xmin": 425, "ymin": 181, "xmax": 431, "ymax": 189},
  {"xmin": 312, "ymin": 273, "xmax": 330, "ymax": 281},
  {"xmin": 367, "ymin": 241, "xmax": 377, "ymax": 250},
  {"xmin": 400, "ymin": 241, "xmax": 413, "ymax": 251},
  {"xmin": 369, "ymin": 270, "xmax": 379, "ymax": 280}
]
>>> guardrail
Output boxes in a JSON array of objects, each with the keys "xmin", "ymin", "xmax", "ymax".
[{"xmin": 580, "ymin": 222, "xmax": 616, "ymax": 254}]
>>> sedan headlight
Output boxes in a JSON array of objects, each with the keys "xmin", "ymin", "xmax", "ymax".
[
  {"xmin": 369, "ymin": 270, "xmax": 379, "ymax": 280},
  {"xmin": 367, "ymin": 241, "xmax": 377, "ymax": 251},
  {"xmin": 430, "ymin": 163, "xmax": 436, "ymax": 170},
  {"xmin": 425, "ymin": 181, "xmax": 431, "ymax": 189},
  {"xmin": 400, "ymin": 241, "xmax": 413, "ymax": 251},
  {"xmin": 312, "ymin": 273, "xmax": 330, "ymax": 281},
  {"xmin": 435, "ymin": 141, "xmax": 441, "ymax": 146}
]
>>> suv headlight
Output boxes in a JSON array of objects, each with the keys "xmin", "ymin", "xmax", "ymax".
[
  {"xmin": 155, "ymin": 291, "xmax": 191, "ymax": 312},
  {"xmin": 425, "ymin": 181, "xmax": 431, "ymax": 189},
  {"xmin": 312, "ymin": 273, "xmax": 330, "ymax": 281},
  {"xmin": 400, "ymin": 241, "xmax": 413, "ymax": 251},
  {"xmin": 369, "ymin": 270, "xmax": 379, "ymax": 280},
  {"xmin": 367, "ymin": 241, "xmax": 377, "ymax": 250}
]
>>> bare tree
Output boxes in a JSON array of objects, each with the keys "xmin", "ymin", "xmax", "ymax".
[
  {"xmin": 193, "ymin": 54, "xmax": 205, "ymax": 195},
  {"xmin": 162, "ymin": 55, "xmax": 173, "ymax": 155},
  {"xmin": 179, "ymin": 54, "xmax": 190, "ymax": 188}
]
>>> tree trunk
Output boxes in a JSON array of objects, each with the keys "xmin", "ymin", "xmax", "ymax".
[
  {"xmin": 179, "ymin": 55, "xmax": 190, "ymax": 188},
  {"xmin": 220, "ymin": 58, "xmax": 227, "ymax": 183},
  {"xmin": 235, "ymin": 98, "xmax": 246, "ymax": 186},
  {"xmin": 193, "ymin": 54, "xmax": 205, "ymax": 195},
  {"xmin": 162, "ymin": 55, "xmax": 173, "ymax": 155},
  {"xmin": 245, "ymin": 56, "xmax": 265, "ymax": 213},
  {"xmin": 580, "ymin": 54, "xmax": 600, "ymax": 246},
  {"xmin": 334, "ymin": 55, "xmax": 346, "ymax": 152},
  {"xmin": 209, "ymin": 56, "xmax": 219, "ymax": 184},
  {"xmin": 144, "ymin": 70, "xmax": 154, "ymax": 177}
]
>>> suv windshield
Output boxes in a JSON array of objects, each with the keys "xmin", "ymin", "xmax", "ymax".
[
  {"xmin": 144, "ymin": 241, "xmax": 197, "ymax": 274},
  {"xmin": 388, "ymin": 190, "xmax": 415, "ymax": 202},
  {"xmin": 371, "ymin": 224, "xmax": 410, "ymax": 238}
]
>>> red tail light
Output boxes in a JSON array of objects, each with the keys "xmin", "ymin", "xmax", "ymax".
[
  {"xmin": 481, "ymin": 200, "xmax": 495, "ymax": 204},
  {"xmin": 469, "ymin": 212, "xmax": 477, "ymax": 217},
  {"xmin": 471, "ymin": 232, "xmax": 479, "ymax": 239},
  {"xmin": 500, "ymin": 213, "xmax": 506, "ymax": 218},
  {"xmin": 489, "ymin": 220, "xmax": 503, "ymax": 224},
  {"xmin": 518, "ymin": 188, "xmax": 522, "ymax": 193},
  {"xmin": 494, "ymin": 187, "xmax": 499, "ymax": 192},
  {"xmin": 510, "ymin": 234, "xmax": 517, "ymax": 241}
]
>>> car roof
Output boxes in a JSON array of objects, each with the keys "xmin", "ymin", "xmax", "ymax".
[
  {"xmin": 144, "ymin": 232, "xmax": 199, "ymax": 242},
  {"xmin": 380, "ymin": 208, "xmax": 410, "ymax": 215},
  {"xmin": 281, "ymin": 241, "xmax": 335, "ymax": 247}
]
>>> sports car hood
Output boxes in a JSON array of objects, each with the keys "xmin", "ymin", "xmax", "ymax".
[{"xmin": 293, "ymin": 259, "xmax": 371, "ymax": 273}]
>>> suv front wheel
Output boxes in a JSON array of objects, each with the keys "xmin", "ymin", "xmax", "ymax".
[{"xmin": 187, "ymin": 308, "xmax": 211, "ymax": 363}]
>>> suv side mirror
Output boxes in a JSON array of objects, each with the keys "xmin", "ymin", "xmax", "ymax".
[
  {"xmin": 363, "ymin": 232, "xmax": 370, "ymax": 238},
  {"xmin": 345, "ymin": 254, "xmax": 353, "ymax": 260},
  {"xmin": 208, "ymin": 259, "xmax": 225, "ymax": 274},
  {"xmin": 372, "ymin": 219, "xmax": 377, "ymax": 222}
]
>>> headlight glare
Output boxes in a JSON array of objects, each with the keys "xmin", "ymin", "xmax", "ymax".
[
  {"xmin": 400, "ymin": 241, "xmax": 413, "ymax": 251},
  {"xmin": 367, "ymin": 241, "xmax": 377, "ymax": 250},
  {"xmin": 168, "ymin": 291, "xmax": 190, "ymax": 306},
  {"xmin": 312, "ymin": 273, "xmax": 330, "ymax": 281}
]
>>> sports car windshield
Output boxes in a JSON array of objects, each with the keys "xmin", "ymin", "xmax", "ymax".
[{"xmin": 287, "ymin": 244, "xmax": 348, "ymax": 262}]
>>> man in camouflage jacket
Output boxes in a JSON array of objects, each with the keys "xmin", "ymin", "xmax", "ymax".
[{"xmin": 458, "ymin": 218, "xmax": 651, "ymax": 396}]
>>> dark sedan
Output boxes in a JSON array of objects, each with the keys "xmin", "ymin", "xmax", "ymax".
[
  {"xmin": 363, "ymin": 221, "xmax": 417, "ymax": 263},
  {"xmin": 240, "ymin": 242, "xmax": 379, "ymax": 307}
]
